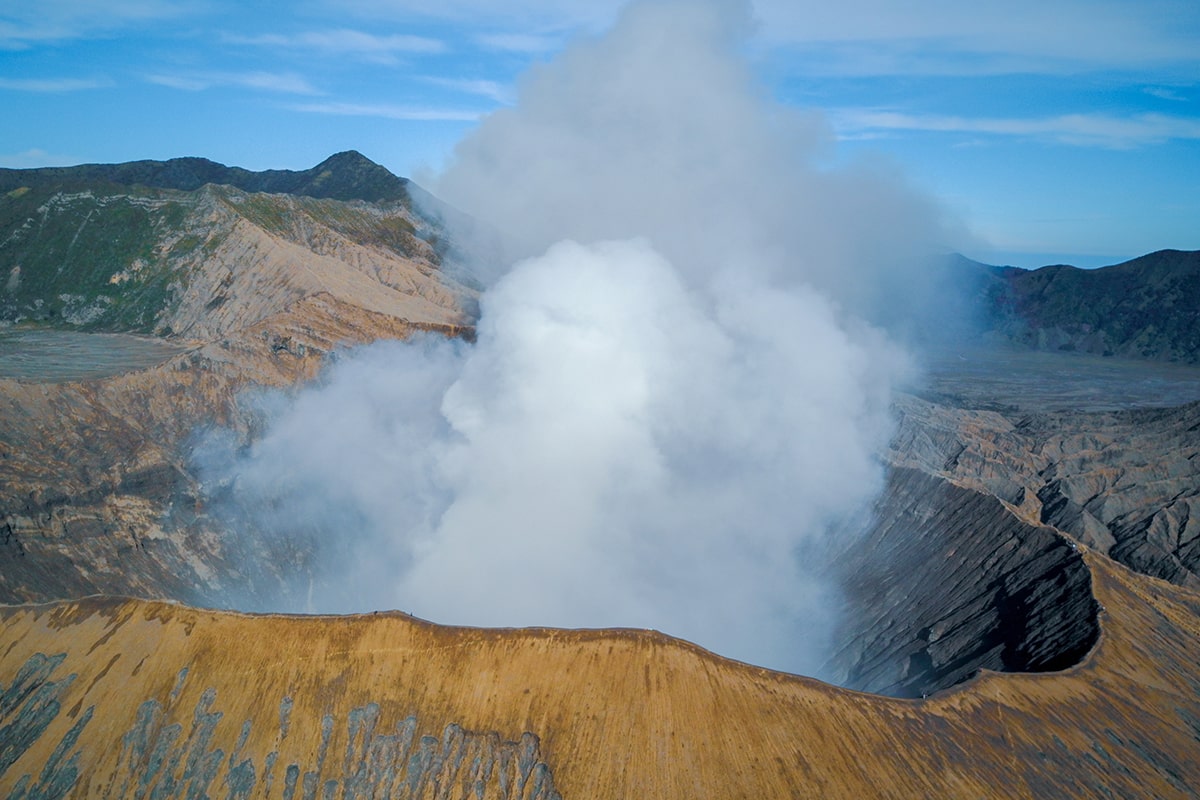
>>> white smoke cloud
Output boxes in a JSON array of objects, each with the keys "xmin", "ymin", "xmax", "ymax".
[
  {"xmin": 200, "ymin": 0, "xmax": 959, "ymax": 676},
  {"xmin": 427, "ymin": 0, "xmax": 959, "ymax": 329}
]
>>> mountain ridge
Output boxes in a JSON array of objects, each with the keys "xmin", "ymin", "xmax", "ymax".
[
  {"xmin": 945, "ymin": 249, "xmax": 1200, "ymax": 363},
  {"xmin": 0, "ymin": 154, "xmax": 476, "ymax": 613},
  {"xmin": 0, "ymin": 159, "xmax": 462, "ymax": 336},
  {"xmin": 1, "ymin": 549, "xmax": 1199, "ymax": 798},
  {"xmin": 0, "ymin": 150, "xmax": 410, "ymax": 204}
]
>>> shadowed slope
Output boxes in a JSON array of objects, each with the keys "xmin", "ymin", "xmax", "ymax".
[
  {"xmin": 0, "ymin": 550, "xmax": 1198, "ymax": 798},
  {"xmin": 831, "ymin": 468, "xmax": 1099, "ymax": 698},
  {"xmin": 964, "ymin": 249, "xmax": 1200, "ymax": 363}
]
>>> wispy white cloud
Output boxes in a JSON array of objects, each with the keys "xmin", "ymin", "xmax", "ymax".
[
  {"xmin": 147, "ymin": 70, "xmax": 320, "ymax": 94},
  {"xmin": 225, "ymin": 28, "xmax": 444, "ymax": 64},
  {"xmin": 759, "ymin": 0, "xmax": 1200, "ymax": 76},
  {"xmin": 319, "ymin": 0, "xmax": 1200, "ymax": 77},
  {"xmin": 1143, "ymin": 86, "xmax": 1188, "ymax": 102},
  {"xmin": 832, "ymin": 108, "xmax": 1200, "ymax": 148},
  {"xmin": 0, "ymin": 0, "xmax": 199, "ymax": 49},
  {"xmin": 288, "ymin": 101, "xmax": 482, "ymax": 121},
  {"xmin": 0, "ymin": 148, "xmax": 80, "ymax": 168},
  {"xmin": 313, "ymin": 0, "xmax": 614, "ymax": 56},
  {"xmin": 320, "ymin": 0, "xmax": 620, "ymax": 30},
  {"xmin": 474, "ymin": 31, "xmax": 565, "ymax": 53},
  {"xmin": 0, "ymin": 76, "xmax": 112, "ymax": 92},
  {"xmin": 423, "ymin": 77, "xmax": 512, "ymax": 104}
]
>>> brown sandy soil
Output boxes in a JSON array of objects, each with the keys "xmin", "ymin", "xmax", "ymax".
[{"xmin": 1, "ymin": 549, "xmax": 1198, "ymax": 798}]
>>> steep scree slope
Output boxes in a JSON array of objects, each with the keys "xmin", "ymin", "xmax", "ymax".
[{"xmin": 830, "ymin": 468, "xmax": 1098, "ymax": 698}]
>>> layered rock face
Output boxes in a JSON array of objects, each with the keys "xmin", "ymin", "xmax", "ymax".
[
  {"xmin": 829, "ymin": 468, "xmax": 1098, "ymax": 697},
  {"xmin": 832, "ymin": 372, "xmax": 1200, "ymax": 699},
  {"xmin": 0, "ymin": 155, "xmax": 475, "ymax": 604},
  {"xmin": 890, "ymin": 394, "xmax": 1200, "ymax": 588}
]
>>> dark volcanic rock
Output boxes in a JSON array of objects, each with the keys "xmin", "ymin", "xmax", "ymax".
[
  {"xmin": 830, "ymin": 468, "xmax": 1099, "ymax": 698},
  {"xmin": 0, "ymin": 464, "xmax": 214, "ymax": 605},
  {"xmin": 889, "ymin": 394, "xmax": 1200, "ymax": 589},
  {"xmin": 964, "ymin": 249, "xmax": 1200, "ymax": 363}
]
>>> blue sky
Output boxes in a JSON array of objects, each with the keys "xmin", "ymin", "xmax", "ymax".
[{"xmin": 1, "ymin": 0, "xmax": 1197, "ymax": 268}]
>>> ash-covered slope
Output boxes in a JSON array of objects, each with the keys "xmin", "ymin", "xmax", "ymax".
[
  {"xmin": 1, "ymin": 550, "xmax": 1198, "ymax": 798},
  {"xmin": 963, "ymin": 249, "xmax": 1200, "ymax": 363},
  {"xmin": 830, "ymin": 467, "xmax": 1099, "ymax": 698},
  {"xmin": 890, "ymin": 394, "xmax": 1200, "ymax": 588}
]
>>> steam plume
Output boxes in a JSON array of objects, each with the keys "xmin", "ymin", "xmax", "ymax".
[{"xmin": 199, "ymin": 0, "xmax": 957, "ymax": 677}]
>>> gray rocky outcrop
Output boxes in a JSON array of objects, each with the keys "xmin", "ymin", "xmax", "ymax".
[{"xmin": 889, "ymin": 394, "xmax": 1200, "ymax": 588}]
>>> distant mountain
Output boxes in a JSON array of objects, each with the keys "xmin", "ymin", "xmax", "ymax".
[
  {"xmin": 0, "ymin": 153, "xmax": 467, "ymax": 334},
  {"xmin": 0, "ymin": 150, "xmax": 410, "ymax": 204},
  {"xmin": 963, "ymin": 249, "xmax": 1200, "ymax": 363}
]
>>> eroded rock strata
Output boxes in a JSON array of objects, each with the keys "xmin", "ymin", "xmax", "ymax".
[
  {"xmin": 830, "ymin": 468, "xmax": 1098, "ymax": 698},
  {"xmin": 890, "ymin": 394, "xmax": 1200, "ymax": 588},
  {"xmin": 0, "ymin": 649, "xmax": 560, "ymax": 800},
  {"xmin": 0, "ymin": 155, "xmax": 475, "ymax": 606}
]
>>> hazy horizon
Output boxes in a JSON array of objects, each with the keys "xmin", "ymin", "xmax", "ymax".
[{"xmin": 1, "ymin": 0, "xmax": 1197, "ymax": 264}]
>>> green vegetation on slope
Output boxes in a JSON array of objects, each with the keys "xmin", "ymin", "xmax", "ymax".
[
  {"xmin": 0, "ymin": 150, "xmax": 410, "ymax": 204},
  {"xmin": 0, "ymin": 154, "xmax": 455, "ymax": 336},
  {"xmin": 0, "ymin": 186, "xmax": 198, "ymax": 333},
  {"xmin": 216, "ymin": 188, "xmax": 434, "ymax": 261}
]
